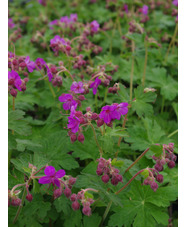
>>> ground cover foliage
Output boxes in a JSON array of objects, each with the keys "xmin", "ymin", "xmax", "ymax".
[{"xmin": 8, "ymin": 0, "xmax": 178, "ymax": 226}]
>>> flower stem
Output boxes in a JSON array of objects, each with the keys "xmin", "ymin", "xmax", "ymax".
[
  {"xmin": 99, "ymin": 201, "xmax": 113, "ymax": 227},
  {"xmin": 142, "ymin": 40, "xmax": 148, "ymax": 86},
  {"xmin": 13, "ymin": 187, "xmax": 27, "ymax": 224},
  {"xmin": 12, "ymin": 96, "xmax": 15, "ymax": 135},
  {"xmin": 167, "ymin": 129, "xmax": 178, "ymax": 138},
  {"xmin": 130, "ymin": 41, "xmax": 135, "ymax": 101},
  {"xmin": 115, "ymin": 113, "xmax": 128, "ymax": 158},
  {"xmin": 103, "ymin": 87, "xmax": 108, "ymax": 106},
  {"xmin": 124, "ymin": 148, "xmax": 150, "ymax": 173},
  {"xmin": 164, "ymin": 23, "xmax": 178, "ymax": 64},
  {"xmin": 115, "ymin": 169, "xmax": 144, "ymax": 195},
  {"xmin": 89, "ymin": 123, "xmax": 103, "ymax": 156},
  {"xmin": 47, "ymin": 79, "xmax": 56, "ymax": 98},
  {"xmin": 11, "ymin": 183, "xmax": 26, "ymax": 194}
]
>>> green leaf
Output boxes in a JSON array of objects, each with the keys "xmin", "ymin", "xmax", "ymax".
[
  {"xmin": 16, "ymin": 139, "xmax": 42, "ymax": 152},
  {"xmin": 111, "ymin": 158, "xmax": 124, "ymax": 167},
  {"xmin": 23, "ymin": 194, "xmax": 51, "ymax": 220},
  {"xmin": 83, "ymin": 213, "xmax": 101, "ymax": 227},
  {"xmin": 149, "ymin": 144, "xmax": 163, "ymax": 157},
  {"xmin": 8, "ymin": 110, "xmax": 32, "ymax": 136},
  {"xmin": 109, "ymin": 181, "xmax": 177, "ymax": 227},
  {"xmin": 132, "ymin": 86, "xmax": 157, "ymax": 117}
]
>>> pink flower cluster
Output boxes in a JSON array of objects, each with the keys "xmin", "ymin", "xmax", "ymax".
[
  {"xmin": 96, "ymin": 158, "xmax": 123, "ymax": 185},
  {"xmin": 70, "ymin": 190, "xmax": 95, "ymax": 216}
]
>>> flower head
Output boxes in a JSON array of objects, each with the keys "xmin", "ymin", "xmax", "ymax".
[
  {"xmin": 35, "ymin": 58, "xmax": 46, "ymax": 70},
  {"xmin": 50, "ymin": 35, "xmax": 67, "ymax": 46},
  {"xmin": 112, "ymin": 102, "xmax": 128, "ymax": 120},
  {"xmin": 68, "ymin": 116, "xmax": 80, "ymax": 133},
  {"xmin": 8, "ymin": 18, "xmax": 15, "ymax": 29},
  {"xmin": 71, "ymin": 81, "xmax": 85, "ymax": 94},
  {"xmin": 8, "ymin": 71, "xmax": 22, "ymax": 91},
  {"xmin": 59, "ymin": 94, "xmax": 77, "ymax": 110},
  {"xmin": 99, "ymin": 105, "xmax": 117, "ymax": 124},
  {"xmin": 45, "ymin": 64, "xmax": 53, "ymax": 82},
  {"xmin": 142, "ymin": 5, "xmax": 148, "ymax": 15},
  {"xmin": 38, "ymin": 166, "xmax": 65, "ymax": 187},
  {"xmin": 89, "ymin": 77, "xmax": 101, "ymax": 95},
  {"xmin": 90, "ymin": 20, "xmax": 99, "ymax": 33},
  {"xmin": 25, "ymin": 56, "xmax": 35, "ymax": 73},
  {"xmin": 172, "ymin": 0, "xmax": 178, "ymax": 7}
]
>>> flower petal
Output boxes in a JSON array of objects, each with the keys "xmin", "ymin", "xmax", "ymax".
[
  {"xmin": 54, "ymin": 179, "xmax": 61, "ymax": 187},
  {"xmin": 38, "ymin": 176, "xmax": 51, "ymax": 184},
  {"xmin": 56, "ymin": 169, "xmax": 66, "ymax": 178},
  {"xmin": 44, "ymin": 166, "xmax": 56, "ymax": 176}
]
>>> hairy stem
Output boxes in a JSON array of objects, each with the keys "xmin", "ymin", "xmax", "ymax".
[
  {"xmin": 115, "ymin": 170, "xmax": 144, "ymax": 195},
  {"xmin": 13, "ymin": 187, "xmax": 27, "ymax": 224},
  {"xmin": 124, "ymin": 148, "xmax": 150, "ymax": 173},
  {"xmin": 167, "ymin": 129, "xmax": 178, "ymax": 138},
  {"xmin": 89, "ymin": 123, "xmax": 103, "ymax": 156},
  {"xmin": 130, "ymin": 41, "xmax": 135, "ymax": 100},
  {"xmin": 164, "ymin": 23, "xmax": 178, "ymax": 63},
  {"xmin": 142, "ymin": 40, "xmax": 148, "ymax": 86},
  {"xmin": 12, "ymin": 96, "xmax": 15, "ymax": 135},
  {"xmin": 115, "ymin": 113, "xmax": 128, "ymax": 158},
  {"xmin": 99, "ymin": 201, "xmax": 113, "ymax": 227},
  {"xmin": 103, "ymin": 88, "xmax": 108, "ymax": 105}
]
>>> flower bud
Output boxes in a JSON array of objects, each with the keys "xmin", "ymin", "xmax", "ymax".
[
  {"xmin": 26, "ymin": 193, "xmax": 33, "ymax": 202},
  {"xmin": 53, "ymin": 189, "xmax": 62, "ymax": 199},
  {"xmin": 91, "ymin": 113, "xmax": 98, "ymax": 120},
  {"xmin": 156, "ymin": 174, "xmax": 164, "ymax": 183},
  {"xmin": 70, "ymin": 193, "xmax": 77, "ymax": 202},
  {"xmin": 154, "ymin": 163, "xmax": 163, "ymax": 172},
  {"xmin": 82, "ymin": 206, "xmax": 91, "ymax": 216},
  {"xmin": 64, "ymin": 187, "xmax": 71, "ymax": 198},
  {"xmin": 101, "ymin": 174, "xmax": 110, "ymax": 183},
  {"xmin": 77, "ymin": 133, "xmax": 85, "ymax": 143},
  {"xmin": 72, "ymin": 201, "xmax": 80, "ymax": 210},
  {"xmin": 168, "ymin": 161, "xmax": 175, "ymax": 169},
  {"xmin": 86, "ymin": 107, "xmax": 91, "ymax": 112},
  {"xmin": 97, "ymin": 118, "xmax": 104, "ymax": 127},
  {"xmin": 70, "ymin": 134, "xmax": 77, "ymax": 143},
  {"xmin": 11, "ymin": 198, "xmax": 22, "ymax": 206},
  {"xmin": 150, "ymin": 181, "xmax": 158, "ymax": 192},
  {"xmin": 68, "ymin": 177, "xmax": 77, "ymax": 185},
  {"xmin": 10, "ymin": 89, "xmax": 18, "ymax": 97},
  {"xmin": 78, "ymin": 95, "xmax": 85, "ymax": 101}
]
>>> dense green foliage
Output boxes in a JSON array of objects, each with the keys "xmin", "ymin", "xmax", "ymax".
[{"xmin": 8, "ymin": 0, "xmax": 178, "ymax": 226}]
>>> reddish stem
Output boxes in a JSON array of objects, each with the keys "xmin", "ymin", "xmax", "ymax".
[
  {"xmin": 125, "ymin": 148, "xmax": 150, "ymax": 173},
  {"xmin": 115, "ymin": 169, "xmax": 144, "ymax": 195}
]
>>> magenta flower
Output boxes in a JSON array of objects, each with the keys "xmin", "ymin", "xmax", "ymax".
[
  {"xmin": 172, "ymin": 0, "xmax": 178, "ymax": 7},
  {"xmin": 71, "ymin": 81, "xmax": 85, "ymax": 94},
  {"xmin": 8, "ymin": 18, "xmax": 15, "ymax": 29},
  {"xmin": 50, "ymin": 35, "xmax": 67, "ymax": 46},
  {"xmin": 89, "ymin": 77, "xmax": 102, "ymax": 95},
  {"xmin": 142, "ymin": 5, "xmax": 148, "ymax": 15},
  {"xmin": 38, "ymin": 166, "xmax": 65, "ymax": 187},
  {"xmin": 59, "ymin": 94, "xmax": 77, "ymax": 110},
  {"xmin": 25, "ymin": 56, "xmax": 35, "ymax": 73},
  {"xmin": 8, "ymin": 71, "xmax": 22, "ymax": 91},
  {"xmin": 99, "ymin": 105, "xmax": 117, "ymax": 124},
  {"xmin": 49, "ymin": 19, "xmax": 58, "ymax": 29},
  {"xmin": 70, "ymin": 14, "xmax": 78, "ymax": 22},
  {"xmin": 123, "ymin": 4, "xmax": 128, "ymax": 13},
  {"xmin": 45, "ymin": 64, "xmax": 53, "ymax": 82},
  {"xmin": 35, "ymin": 58, "xmax": 46, "ymax": 70},
  {"xmin": 68, "ymin": 115, "xmax": 80, "ymax": 133},
  {"xmin": 90, "ymin": 20, "xmax": 99, "ymax": 33},
  {"xmin": 112, "ymin": 103, "xmax": 128, "ymax": 120},
  {"xmin": 60, "ymin": 16, "xmax": 70, "ymax": 23}
]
